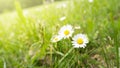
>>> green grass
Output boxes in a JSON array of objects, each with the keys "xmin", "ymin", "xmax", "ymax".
[{"xmin": 0, "ymin": 0, "xmax": 120, "ymax": 68}]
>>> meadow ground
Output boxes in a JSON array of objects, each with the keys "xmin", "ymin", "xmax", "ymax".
[{"xmin": 0, "ymin": 0, "xmax": 120, "ymax": 68}]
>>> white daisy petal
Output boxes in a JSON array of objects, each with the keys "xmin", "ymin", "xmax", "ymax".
[
  {"xmin": 74, "ymin": 45, "xmax": 80, "ymax": 48},
  {"xmin": 72, "ymin": 34, "xmax": 89, "ymax": 48}
]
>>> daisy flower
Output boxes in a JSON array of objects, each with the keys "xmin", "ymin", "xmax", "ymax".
[
  {"xmin": 72, "ymin": 34, "xmax": 89, "ymax": 48},
  {"xmin": 58, "ymin": 25, "xmax": 74, "ymax": 39},
  {"xmin": 51, "ymin": 35, "xmax": 62, "ymax": 43}
]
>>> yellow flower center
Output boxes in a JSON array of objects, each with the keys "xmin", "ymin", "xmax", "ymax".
[
  {"xmin": 77, "ymin": 38, "xmax": 83, "ymax": 44},
  {"xmin": 64, "ymin": 30, "xmax": 70, "ymax": 35}
]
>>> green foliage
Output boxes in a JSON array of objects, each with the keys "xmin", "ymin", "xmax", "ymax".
[{"xmin": 0, "ymin": 0, "xmax": 120, "ymax": 68}]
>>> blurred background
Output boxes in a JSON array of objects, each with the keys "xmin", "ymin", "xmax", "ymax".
[
  {"xmin": 0, "ymin": 0, "xmax": 120, "ymax": 68},
  {"xmin": 0, "ymin": 0, "xmax": 63, "ymax": 13}
]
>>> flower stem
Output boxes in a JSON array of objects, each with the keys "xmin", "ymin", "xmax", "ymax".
[{"xmin": 58, "ymin": 47, "xmax": 74, "ymax": 64}]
